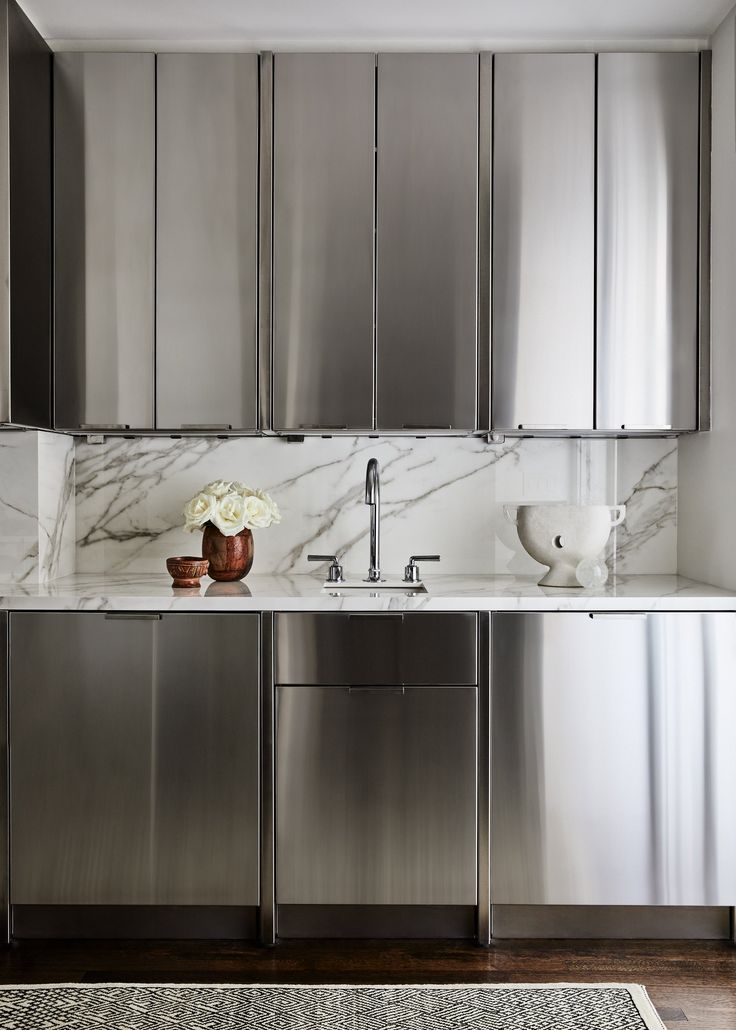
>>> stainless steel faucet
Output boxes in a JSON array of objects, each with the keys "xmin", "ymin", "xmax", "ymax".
[{"xmin": 364, "ymin": 458, "xmax": 381, "ymax": 582}]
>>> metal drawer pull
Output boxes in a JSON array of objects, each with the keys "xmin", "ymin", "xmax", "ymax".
[
  {"xmin": 588, "ymin": 613, "xmax": 648, "ymax": 620},
  {"xmin": 348, "ymin": 685, "xmax": 405, "ymax": 694},
  {"xmin": 403, "ymin": 423, "xmax": 452, "ymax": 430},
  {"xmin": 103, "ymin": 613, "xmax": 162, "ymax": 620},
  {"xmin": 299, "ymin": 424, "xmax": 348, "ymax": 430},
  {"xmin": 179, "ymin": 423, "xmax": 233, "ymax": 430},
  {"xmin": 346, "ymin": 613, "xmax": 405, "ymax": 621},
  {"xmin": 620, "ymin": 424, "xmax": 672, "ymax": 431},
  {"xmin": 79, "ymin": 423, "xmax": 130, "ymax": 430},
  {"xmin": 517, "ymin": 423, "xmax": 571, "ymax": 430}
]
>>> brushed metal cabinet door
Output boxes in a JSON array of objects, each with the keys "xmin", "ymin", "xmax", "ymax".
[
  {"xmin": 376, "ymin": 54, "xmax": 478, "ymax": 432},
  {"xmin": 276, "ymin": 686, "xmax": 477, "ymax": 904},
  {"xmin": 10, "ymin": 613, "xmax": 155, "ymax": 904},
  {"xmin": 7, "ymin": 2, "xmax": 53, "ymax": 429},
  {"xmin": 273, "ymin": 54, "xmax": 375, "ymax": 432},
  {"xmin": 274, "ymin": 612, "xmax": 477, "ymax": 686},
  {"xmin": 153, "ymin": 614, "xmax": 259, "ymax": 904},
  {"xmin": 597, "ymin": 54, "xmax": 700, "ymax": 432},
  {"xmin": 0, "ymin": 2, "xmax": 7, "ymax": 424},
  {"xmin": 0, "ymin": 613, "xmax": 7, "ymax": 939},
  {"xmin": 54, "ymin": 53, "xmax": 155, "ymax": 430},
  {"xmin": 156, "ymin": 55, "xmax": 258, "ymax": 430},
  {"xmin": 491, "ymin": 613, "xmax": 736, "ymax": 906},
  {"xmin": 493, "ymin": 55, "xmax": 595, "ymax": 432}
]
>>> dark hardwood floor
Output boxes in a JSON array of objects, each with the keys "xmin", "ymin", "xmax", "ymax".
[{"xmin": 0, "ymin": 939, "xmax": 734, "ymax": 1028}]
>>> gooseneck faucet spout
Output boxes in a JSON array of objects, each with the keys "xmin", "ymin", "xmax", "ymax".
[{"xmin": 365, "ymin": 458, "xmax": 381, "ymax": 583}]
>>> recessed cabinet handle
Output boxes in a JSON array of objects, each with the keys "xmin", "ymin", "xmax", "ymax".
[
  {"xmin": 517, "ymin": 423, "xmax": 571, "ymax": 430},
  {"xmin": 403, "ymin": 423, "xmax": 452, "ymax": 430},
  {"xmin": 348, "ymin": 685, "xmax": 405, "ymax": 694},
  {"xmin": 299, "ymin": 424, "xmax": 348, "ymax": 430},
  {"xmin": 79, "ymin": 423, "xmax": 130, "ymax": 430},
  {"xmin": 588, "ymin": 613, "xmax": 648, "ymax": 620},
  {"xmin": 620, "ymin": 424, "xmax": 672, "ymax": 431},
  {"xmin": 179, "ymin": 424, "xmax": 233, "ymax": 430},
  {"xmin": 104, "ymin": 613, "xmax": 162, "ymax": 620}
]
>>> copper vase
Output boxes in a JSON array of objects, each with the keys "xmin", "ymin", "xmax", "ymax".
[{"xmin": 202, "ymin": 523, "xmax": 254, "ymax": 581}]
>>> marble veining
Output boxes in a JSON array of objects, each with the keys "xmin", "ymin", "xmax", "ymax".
[
  {"xmin": 0, "ymin": 431, "xmax": 75, "ymax": 583},
  {"xmin": 37, "ymin": 433, "xmax": 76, "ymax": 581},
  {"xmin": 74, "ymin": 435, "xmax": 678, "ymax": 579}
]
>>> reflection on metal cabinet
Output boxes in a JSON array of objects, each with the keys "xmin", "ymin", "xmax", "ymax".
[
  {"xmin": 597, "ymin": 53, "xmax": 700, "ymax": 432},
  {"xmin": 493, "ymin": 54, "xmax": 595, "ymax": 432},
  {"xmin": 54, "ymin": 53, "xmax": 155, "ymax": 430},
  {"xmin": 6, "ymin": 0, "xmax": 52, "ymax": 429},
  {"xmin": 376, "ymin": 54, "xmax": 479, "ymax": 433},
  {"xmin": 156, "ymin": 54, "xmax": 259, "ymax": 431},
  {"xmin": 491, "ymin": 612, "xmax": 736, "ymax": 906},
  {"xmin": 10, "ymin": 613, "xmax": 259, "ymax": 907},
  {"xmin": 274, "ymin": 613, "xmax": 478, "ymax": 908},
  {"xmin": 0, "ymin": 612, "xmax": 7, "ymax": 944},
  {"xmin": 276, "ymin": 685, "xmax": 478, "ymax": 905},
  {"xmin": 272, "ymin": 53, "xmax": 375, "ymax": 432}
]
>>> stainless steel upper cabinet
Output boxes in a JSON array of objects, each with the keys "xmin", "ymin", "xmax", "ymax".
[
  {"xmin": 272, "ymin": 54, "xmax": 375, "ymax": 432},
  {"xmin": 493, "ymin": 55, "xmax": 595, "ymax": 432},
  {"xmin": 54, "ymin": 53, "xmax": 155, "ymax": 430},
  {"xmin": 156, "ymin": 55, "xmax": 259, "ymax": 431},
  {"xmin": 376, "ymin": 54, "xmax": 479, "ymax": 433},
  {"xmin": 491, "ymin": 613, "xmax": 736, "ymax": 906},
  {"xmin": 597, "ymin": 54, "xmax": 700, "ymax": 432}
]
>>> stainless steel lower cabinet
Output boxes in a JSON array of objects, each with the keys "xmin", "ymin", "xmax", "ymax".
[
  {"xmin": 277, "ymin": 684, "xmax": 477, "ymax": 906},
  {"xmin": 10, "ymin": 612, "xmax": 260, "ymax": 937},
  {"xmin": 491, "ymin": 613, "xmax": 736, "ymax": 908},
  {"xmin": 273, "ymin": 611, "xmax": 480, "ymax": 939}
]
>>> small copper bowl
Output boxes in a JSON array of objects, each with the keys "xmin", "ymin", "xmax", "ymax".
[{"xmin": 166, "ymin": 556, "xmax": 209, "ymax": 588}]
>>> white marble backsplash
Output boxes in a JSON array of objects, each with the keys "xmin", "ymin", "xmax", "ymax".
[
  {"xmin": 0, "ymin": 431, "xmax": 75, "ymax": 583},
  {"xmin": 73, "ymin": 435, "xmax": 677, "ymax": 578}
]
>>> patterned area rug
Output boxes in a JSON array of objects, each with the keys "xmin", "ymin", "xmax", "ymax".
[{"xmin": 0, "ymin": 982, "xmax": 666, "ymax": 1030}]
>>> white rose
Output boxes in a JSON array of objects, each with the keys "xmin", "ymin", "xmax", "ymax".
[
  {"xmin": 230, "ymin": 481, "xmax": 254, "ymax": 497},
  {"xmin": 203, "ymin": 479, "xmax": 233, "ymax": 498},
  {"xmin": 241, "ymin": 494, "xmax": 273, "ymax": 529},
  {"xmin": 183, "ymin": 492, "xmax": 218, "ymax": 532},
  {"xmin": 210, "ymin": 492, "xmax": 247, "ymax": 536},
  {"xmin": 252, "ymin": 488, "xmax": 282, "ymax": 524}
]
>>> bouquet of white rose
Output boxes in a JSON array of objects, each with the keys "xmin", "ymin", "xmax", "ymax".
[{"xmin": 183, "ymin": 480, "xmax": 281, "ymax": 537}]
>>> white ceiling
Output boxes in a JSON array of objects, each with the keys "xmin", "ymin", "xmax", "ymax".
[{"xmin": 19, "ymin": 0, "xmax": 731, "ymax": 49}]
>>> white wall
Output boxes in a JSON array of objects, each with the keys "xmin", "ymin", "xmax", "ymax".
[{"xmin": 678, "ymin": 6, "xmax": 736, "ymax": 590}]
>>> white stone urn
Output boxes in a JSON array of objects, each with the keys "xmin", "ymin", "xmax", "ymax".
[{"xmin": 504, "ymin": 503, "xmax": 626, "ymax": 588}]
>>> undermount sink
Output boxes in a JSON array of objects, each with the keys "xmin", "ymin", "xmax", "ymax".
[{"xmin": 322, "ymin": 578, "xmax": 428, "ymax": 593}]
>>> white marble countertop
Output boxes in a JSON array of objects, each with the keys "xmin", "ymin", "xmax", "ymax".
[{"xmin": 0, "ymin": 573, "xmax": 733, "ymax": 612}]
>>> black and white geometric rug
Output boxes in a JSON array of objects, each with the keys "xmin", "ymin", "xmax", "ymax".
[{"xmin": 0, "ymin": 982, "xmax": 666, "ymax": 1029}]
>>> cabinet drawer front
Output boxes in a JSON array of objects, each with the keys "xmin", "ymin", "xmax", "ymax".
[
  {"xmin": 274, "ymin": 612, "xmax": 477, "ymax": 685},
  {"xmin": 276, "ymin": 684, "xmax": 478, "ymax": 904},
  {"xmin": 491, "ymin": 612, "xmax": 736, "ymax": 906}
]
